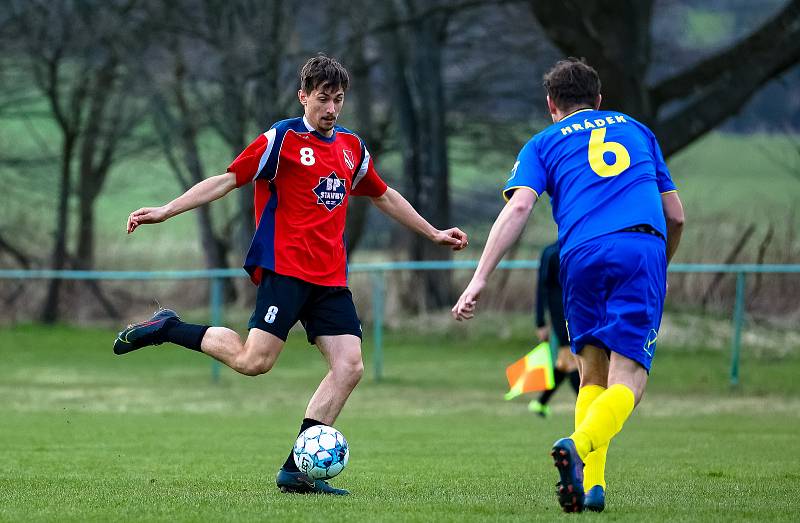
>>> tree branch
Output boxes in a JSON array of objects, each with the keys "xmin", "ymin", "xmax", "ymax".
[
  {"xmin": 654, "ymin": 40, "xmax": 800, "ymax": 156},
  {"xmin": 652, "ymin": 0, "xmax": 800, "ymax": 107}
]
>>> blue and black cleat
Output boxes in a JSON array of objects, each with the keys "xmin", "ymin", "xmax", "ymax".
[
  {"xmin": 551, "ymin": 437, "xmax": 585, "ymax": 513},
  {"xmin": 113, "ymin": 308, "xmax": 179, "ymax": 355},
  {"xmin": 276, "ymin": 468, "xmax": 349, "ymax": 495},
  {"xmin": 584, "ymin": 485, "xmax": 606, "ymax": 512}
]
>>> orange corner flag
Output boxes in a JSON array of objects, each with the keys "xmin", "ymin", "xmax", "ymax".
[{"xmin": 504, "ymin": 342, "xmax": 555, "ymax": 400}]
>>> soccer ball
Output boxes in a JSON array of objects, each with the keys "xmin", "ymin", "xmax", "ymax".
[{"xmin": 293, "ymin": 425, "xmax": 349, "ymax": 480}]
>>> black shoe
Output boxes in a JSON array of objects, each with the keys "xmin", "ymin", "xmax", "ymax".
[
  {"xmin": 275, "ymin": 468, "xmax": 349, "ymax": 495},
  {"xmin": 113, "ymin": 309, "xmax": 179, "ymax": 355}
]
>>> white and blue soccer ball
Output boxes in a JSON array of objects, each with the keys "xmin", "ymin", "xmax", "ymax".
[{"xmin": 293, "ymin": 425, "xmax": 349, "ymax": 480}]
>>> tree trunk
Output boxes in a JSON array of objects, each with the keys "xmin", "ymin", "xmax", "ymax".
[
  {"xmin": 41, "ymin": 138, "xmax": 74, "ymax": 323},
  {"xmin": 381, "ymin": 1, "xmax": 452, "ymax": 311},
  {"xmin": 345, "ymin": 31, "xmax": 383, "ymax": 255},
  {"xmin": 531, "ymin": 0, "xmax": 800, "ymax": 156},
  {"xmin": 75, "ymin": 187, "xmax": 95, "ymax": 269},
  {"xmin": 530, "ymin": 0, "xmax": 654, "ymax": 121}
]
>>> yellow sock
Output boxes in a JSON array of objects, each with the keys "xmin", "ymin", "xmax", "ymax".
[
  {"xmin": 574, "ymin": 384, "xmax": 605, "ymax": 429},
  {"xmin": 573, "ymin": 385, "xmax": 607, "ymax": 490},
  {"xmin": 585, "ymin": 446, "xmax": 608, "ymax": 489},
  {"xmin": 570, "ymin": 384, "xmax": 635, "ymax": 460}
]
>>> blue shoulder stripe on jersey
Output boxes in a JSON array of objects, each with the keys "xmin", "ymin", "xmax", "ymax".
[{"xmin": 260, "ymin": 118, "xmax": 303, "ymax": 180}]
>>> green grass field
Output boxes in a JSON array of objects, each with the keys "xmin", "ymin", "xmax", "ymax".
[{"xmin": 2, "ymin": 324, "xmax": 798, "ymax": 522}]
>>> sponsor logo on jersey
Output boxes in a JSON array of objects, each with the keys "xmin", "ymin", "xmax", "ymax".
[
  {"xmin": 313, "ymin": 172, "xmax": 347, "ymax": 211},
  {"xmin": 343, "ymin": 149, "xmax": 355, "ymax": 171}
]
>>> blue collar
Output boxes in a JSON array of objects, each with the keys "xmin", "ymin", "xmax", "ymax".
[{"xmin": 303, "ymin": 116, "xmax": 336, "ymax": 143}]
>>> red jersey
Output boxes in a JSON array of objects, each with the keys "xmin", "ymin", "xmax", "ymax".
[{"xmin": 227, "ymin": 117, "xmax": 388, "ymax": 286}]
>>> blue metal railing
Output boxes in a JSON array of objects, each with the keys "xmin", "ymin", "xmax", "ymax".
[{"xmin": 3, "ymin": 262, "xmax": 799, "ymax": 386}]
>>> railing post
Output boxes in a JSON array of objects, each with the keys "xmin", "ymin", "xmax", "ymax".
[
  {"xmin": 210, "ymin": 276, "xmax": 223, "ymax": 384},
  {"xmin": 730, "ymin": 272, "xmax": 746, "ymax": 387},
  {"xmin": 371, "ymin": 271, "xmax": 385, "ymax": 382}
]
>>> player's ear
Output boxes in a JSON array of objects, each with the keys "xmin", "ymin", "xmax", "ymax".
[
  {"xmin": 298, "ymin": 89, "xmax": 307, "ymax": 106},
  {"xmin": 546, "ymin": 95, "xmax": 557, "ymax": 116},
  {"xmin": 594, "ymin": 94, "xmax": 602, "ymax": 110}
]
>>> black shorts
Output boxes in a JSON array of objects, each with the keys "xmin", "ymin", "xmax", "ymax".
[{"xmin": 248, "ymin": 271, "xmax": 362, "ymax": 344}]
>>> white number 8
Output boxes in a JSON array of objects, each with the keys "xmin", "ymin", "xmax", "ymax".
[
  {"xmin": 264, "ymin": 305, "xmax": 279, "ymax": 324},
  {"xmin": 299, "ymin": 147, "xmax": 315, "ymax": 166}
]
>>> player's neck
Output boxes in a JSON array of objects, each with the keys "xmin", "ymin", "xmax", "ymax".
[
  {"xmin": 302, "ymin": 115, "xmax": 335, "ymax": 138},
  {"xmin": 554, "ymin": 106, "xmax": 594, "ymax": 123}
]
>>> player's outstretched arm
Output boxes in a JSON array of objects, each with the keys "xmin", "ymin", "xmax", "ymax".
[
  {"xmin": 127, "ymin": 172, "xmax": 238, "ymax": 234},
  {"xmin": 370, "ymin": 187, "xmax": 468, "ymax": 250},
  {"xmin": 452, "ymin": 188, "xmax": 537, "ymax": 321},
  {"xmin": 661, "ymin": 191, "xmax": 685, "ymax": 263}
]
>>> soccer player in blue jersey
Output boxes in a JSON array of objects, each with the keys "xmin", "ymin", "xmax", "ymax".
[{"xmin": 452, "ymin": 58, "xmax": 685, "ymax": 513}]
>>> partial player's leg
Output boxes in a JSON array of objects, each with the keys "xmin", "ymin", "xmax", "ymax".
[
  {"xmin": 276, "ymin": 335, "xmax": 362, "ymax": 495},
  {"xmin": 115, "ymin": 309, "xmax": 286, "ymax": 375},
  {"xmin": 276, "ymin": 286, "xmax": 363, "ymax": 496},
  {"xmin": 306, "ymin": 334, "xmax": 364, "ymax": 423},
  {"xmin": 560, "ymin": 349, "xmax": 646, "ymax": 510},
  {"xmin": 201, "ymin": 327, "xmax": 285, "ymax": 376},
  {"xmin": 114, "ymin": 271, "xmax": 305, "ymax": 375},
  {"xmin": 529, "ymin": 369, "xmax": 566, "ymax": 418},
  {"xmin": 580, "ymin": 348, "xmax": 649, "ymax": 511},
  {"xmin": 552, "ymin": 344, "xmax": 608, "ymax": 512},
  {"xmin": 572, "ymin": 345, "xmax": 610, "ymax": 511},
  {"xmin": 529, "ymin": 346, "xmax": 579, "ymax": 417}
]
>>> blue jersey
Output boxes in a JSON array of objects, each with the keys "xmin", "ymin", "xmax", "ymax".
[{"xmin": 503, "ymin": 109, "xmax": 676, "ymax": 256}]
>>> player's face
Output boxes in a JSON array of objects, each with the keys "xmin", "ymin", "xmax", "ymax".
[{"xmin": 299, "ymin": 85, "xmax": 345, "ymax": 137}]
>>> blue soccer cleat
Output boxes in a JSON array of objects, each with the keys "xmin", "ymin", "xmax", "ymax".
[
  {"xmin": 113, "ymin": 308, "xmax": 179, "ymax": 355},
  {"xmin": 584, "ymin": 485, "xmax": 605, "ymax": 512},
  {"xmin": 551, "ymin": 437, "xmax": 585, "ymax": 513},
  {"xmin": 276, "ymin": 468, "xmax": 349, "ymax": 496}
]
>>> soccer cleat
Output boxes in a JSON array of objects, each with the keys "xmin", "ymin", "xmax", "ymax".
[
  {"xmin": 276, "ymin": 468, "xmax": 349, "ymax": 496},
  {"xmin": 584, "ymin": 485, "xmax": 605, "ymax": 512},
  {"xmin": 551, "ymin": 437, "xmax": 585, "ymax": 513},
  {"xmin": 113, "ymin": 308, "xmax": 179, "ymax": 355},
  {"xmin": 528, "ymin": 400, "xmax": 551, "ymax": 418}
]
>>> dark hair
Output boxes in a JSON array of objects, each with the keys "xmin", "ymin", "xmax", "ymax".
[
  {"xmin": 300, "ymin": 54, "xmax": 350, "ymax": 94},
  {"xmin": 543, "ymin": 57, "xmax": 601, "ymax": 111}
]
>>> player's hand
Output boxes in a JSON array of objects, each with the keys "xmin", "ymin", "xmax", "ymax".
[
  {"xmin": 536, "ymin": 326, "xmax": 549, "ymax": 342},
  {"xmin": 127, "ymin": 206, "xmax": 169, "ymax": 234},
  {"xmin": 433, "ymin": 227, "xmax": 468, "ymax": 251},
  {"xmin": 452, "ymin": 278, "xmax": 484, "ymax": 321}
]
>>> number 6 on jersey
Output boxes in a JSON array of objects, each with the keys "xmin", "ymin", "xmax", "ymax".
[{"xmin": 588, "ymin": 127, "xmax": 630, "ymax": 178}]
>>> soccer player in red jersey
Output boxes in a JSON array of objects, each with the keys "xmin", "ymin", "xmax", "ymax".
[{"xmin": 114, "ymin": 55, "xmax": 468, "ymax": 495}]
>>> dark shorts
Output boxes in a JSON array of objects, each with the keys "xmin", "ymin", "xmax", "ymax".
[
  {"xmin": 560, "ymin": 232, "xmax": 667, "ymax": 371},
  {"xmin": 248, "ymin": 271, "xmax": 362, "ymax": 344}
]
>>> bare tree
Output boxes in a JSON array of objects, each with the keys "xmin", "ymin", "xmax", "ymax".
[
  {"xmin": 379, "ymin": 0, "xmax": 453, "ymax": 310},
  {"xmin": 169, "ymin": 0, "xmax": 300, "ymax": 255},
  {"xmin": 7, "ymin": 0, "xmax": 148, "ymax": 322},
  {"xmin": 530, "ymin": 0, "xmax": 800, "ymax": 156}
]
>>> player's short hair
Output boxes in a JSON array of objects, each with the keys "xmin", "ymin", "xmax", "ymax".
[
  {"xmin": 543, "ymin": 58, "xmax": 601, "ymax": 110},
  {"xmin": 300, "ymin": 54, "xmax": 350, "ymax": 94}
]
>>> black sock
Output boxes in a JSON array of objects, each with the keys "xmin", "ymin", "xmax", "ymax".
[
  {"xmin": 162, "ymin": 319, "xmax": 209, "ymax": 352},
  {"xmin": 538, "ymin": 369, "xmax": 567, "ymax": 405},
  {"xmin": 282, "ymin": 418, "xmax": 325, "ymax": 472},
  {"xmin": 568, "ymin": 370, "xmax": 581, "ymax": 394}
]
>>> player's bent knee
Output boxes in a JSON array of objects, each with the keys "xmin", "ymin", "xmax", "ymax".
[
  {"xmin": 235, "ymin": 355, "xmax": 276, "ymax": 376},
  {"xmin": 334, "ymin": 359, "xmax": 364, "ymax": 385}
]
